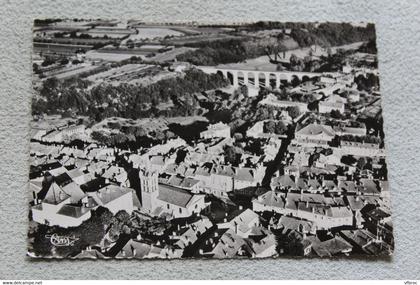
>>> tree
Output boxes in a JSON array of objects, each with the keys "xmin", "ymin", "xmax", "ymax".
[
  {"xmin": 274, "ymin": 121, "xmax": 287, "ymax": 135},
  {"xmin": 91, "ymin": 131, "xmax": 108, "ymax": 144},
  {"xmin": 287, "ymin": 106, "xmax": 300, "ymax": 119},
  {"xmin": 357, "ymin": 157, "xmax": 367, "ymax": 170},
  {"xmin": 33, "ymin": 63, "xmax": 40, "ymax": 74},
  {"xmin": 126, "ymin": 39, "xmax": 134, "ymax": 49},
  {"xmin": 240, "ymin": 85, "xmax": 249, "ymax": 97},
  {"xmin": 41, "ymin": 57, "xmax": 55, "ymax": 67},
  {"xmin": 115, "ymin": 210, "xmax": 130, "ymax": 224},
  {"xmin": 60, "ymin": 58, "xmax": 69, "ymax": 65},
  {"xmin": 330, "ymin": 109, "xmax": 342, "ymax": 119},
  {"xmin": 264, "ymin": 120, "xmax": 276, "ymax": 133},
  {"xmin": 223, "ymin": 145, "xmax": 242, "ymax": 166},
  {"xmin": 290, "ymin": 54, "xmax": 298, "ymax": 66},
  {"xmin": 291, "ymin": 76, "xmax": 301, "ymax": 87}
]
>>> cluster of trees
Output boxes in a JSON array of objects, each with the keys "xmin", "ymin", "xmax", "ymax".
[
  {"xmin": 290, "ymin": 23, "xmax": 376, "ymax": 48},
  {"xmin": 263, "ymin": 120, "xmax": 288, "ymax": 135},
  {"xmin": 240, "ymin": 22, "xmax": 376, "ymax": 54},
  {"xmin": 355, "ymin": 73, "xmax": 380, "ymax": 91},
  {"xmin": 217, "ymin": 90, "xmax": 302, "ymax": 137},
  {"xmin": 287, "ymin": 106, "xmax": 301, "ymax": 119},
  {"xmin": 91, "ymin": 126, "xmax": 176, "ymax": 147},
  {"xmin": 176, "ymin": 37, "xmax": 285, "ymax": 66},
  {"xmin": 330, "ymin": 109, "xmax": 346, "ymax": 120},
  {"xmin": 32, "ymin": 69, "xmax": 229, "ymax": 121},
  {"xmin": 341, "ymin": 134, "xmax": 381, "ymax": 144},
  {"xmin": 273, "ymin": 88, "xmax": 317, "ymax": 103},
  {"xmin": 223, "ymin": 145, "xmax": 243, "ymax": 166},
  {"xmin": 341, "ymin": 155, "xmax": 374, "ymax": 171},
  {"xmin": 315, "ymin": 49, "xmax": 351, "ymax": 72},
  {"xmin": 288, "ymin": 52, "xmax": 323, "ymax": 72},
  {"xmin": 91, "ymin": 131, "xmax": 135, "ymax": 146},
  {"xmin": 176, "ymin": 39, "xmax": 252, "ymax": 65}
]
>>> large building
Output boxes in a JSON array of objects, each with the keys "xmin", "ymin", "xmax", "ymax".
[
  {"xmin": 139, "ymin": 168, "xmax": 207, "ymax": 219},
  {"xmin": 31, "ymin": 181, "xmax": 135, "ymax": 228},
  {"xmin": 200, "ymin": 122, "xmax": 231, "ymax": 139},
  {"xmin": 294, "ymin": 123, "xmax": 336, "ymax": 146}
]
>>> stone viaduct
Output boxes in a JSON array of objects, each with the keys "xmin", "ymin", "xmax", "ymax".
[{"xmin": 197, "ymin": 66, "xmax": 322, "ymax": 89}]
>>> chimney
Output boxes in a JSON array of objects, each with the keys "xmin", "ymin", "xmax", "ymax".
[{"xmin": 239, "ymin": 205, "xmax": 243, "ymax": 210}]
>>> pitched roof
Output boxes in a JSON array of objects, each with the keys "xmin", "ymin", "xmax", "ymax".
[
  {"xmin": 56, "ymin": 204, "xmax": 90, "ymax": 218},
  {"xmin": 116, "ymin": 239, "xmax": 151, "ymax": 259},
  {"xmin": 43, "ymin": 182, "xmax": 71, "ymax": 205},
  {"xmin": 62, "ymin": 182, "xmax": 86, "ymax": 202},
  {"xmin": 366, "ymin": 207, "xmax": 391, "ymax": 221},
  {"xmin": 67, "ymin": 168, "xmax": 85, "ymax": 180},
  {"xmin": 312, "ymin": 236, "xmax": 352, "ymax": 257},
  {"xmin": 250, "ymin": 232, "xmax": 276, "ymax": 256},
  {"xmin": 278, "ymin": 216, "xmax": 314, "ymax": 233},
  {"xmin": 230, "ymin": 209, "xmax": 260, "ymax": 228},
  {"xmin": 208, "ymin": 228, "xmax": 249, "ymax": 258},
  {"xmin": 254, "ymin": 191, "xmax": 286, "ymax": 208},
  {"xmin": 360, "ymin": 179, "xmax": 380, "ymax": 195},
  {"xmin": 271, "ymin": 175, "xmax": 296, "ymax": 189},
  {"xmin": 73, "ymin": 248, "xmax": 106, "ymax": 259},
  {"xmin": 157, "ymin": 184, "xmax": 193, "ymax": 208},
  {"xmin": 91, "ymin": 185, "xmax": 133, "ymax": 206},
  {"xmin": 297, "ymin": 124, "xmax": 335, "ymax": 137},
  {"xmin": 338, "ymin": 180, "xmax": 357, "ymax": 193}
]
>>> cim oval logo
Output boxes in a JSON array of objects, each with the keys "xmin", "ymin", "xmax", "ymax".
[{"xmin": 45, "ymin": 234, "xmax": 79, "ymax": 247}]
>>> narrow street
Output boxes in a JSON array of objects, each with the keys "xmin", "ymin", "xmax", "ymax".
[{"xmin": 261, "ymin": 123, "xmax": 296, "ymax": 188}]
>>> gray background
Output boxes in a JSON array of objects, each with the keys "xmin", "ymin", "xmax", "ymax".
[{"xmin": 1, "ymin": 0, "xmax": 419, "ymax": 279}]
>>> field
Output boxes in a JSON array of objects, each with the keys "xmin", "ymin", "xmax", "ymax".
[
  {"xmin": 85, "ymin": 50, "xmax": 146, "ymax": 62},
  {"xmin": 145, "ymin": 47, "xmax": 196, "ymax": 62},
  {"xmin": 125, "ymin": 28, "xmax": 184, "ymax": 41},
  {"xmin": 85, "ymin": 64, "xmax": 155, "ymax": 82}
]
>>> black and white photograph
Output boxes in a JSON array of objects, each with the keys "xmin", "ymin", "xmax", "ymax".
[{"xmin": 27, "ymin": 19, "xmax": 393, "ymax": 259}]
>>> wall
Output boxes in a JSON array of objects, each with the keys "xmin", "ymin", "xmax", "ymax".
[{"xmin": 1, "ymin": 0, "xmax": 420, "ymax": 280}]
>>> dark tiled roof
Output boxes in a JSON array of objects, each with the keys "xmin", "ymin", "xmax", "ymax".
[
  {"xmin": 57, "ymin": 204, "xmax": 90, "ymax": 218},
  {"xmin": 157, "ymin": 184, "xmax": 193, "ymax": 208}
]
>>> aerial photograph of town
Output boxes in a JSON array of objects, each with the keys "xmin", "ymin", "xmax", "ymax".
[{"xmin": 27, "ymin": 19, "xmax": 393, "ymax": 259}]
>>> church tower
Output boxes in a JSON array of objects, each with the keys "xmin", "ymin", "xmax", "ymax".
[{"xmin": 139, "ymin": 168, "xmax": 159, "ymax": 213}]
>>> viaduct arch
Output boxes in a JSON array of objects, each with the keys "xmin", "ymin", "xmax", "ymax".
[{"xmin": 198, "ymin": 66, "xmax": 321, "ymax": 89}]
